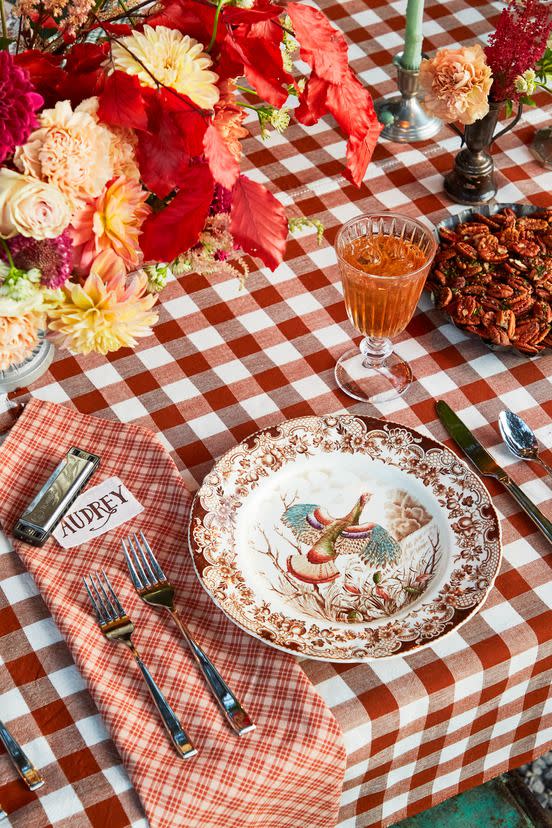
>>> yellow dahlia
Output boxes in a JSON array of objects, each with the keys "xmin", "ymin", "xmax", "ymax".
[
  {"xmin": 71, "ymin": 176, "xmax": 151, "ymax": 273},
  {"xmin": 48, "ymin": 250, "xmax": 158, "ymax": 355},
  {"xmin": 111, "ymin": 25, "xmax": 219, "ymax": 110}
]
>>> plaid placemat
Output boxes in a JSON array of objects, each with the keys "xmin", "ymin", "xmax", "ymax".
[{"xmin": 2, "ymin": 0, "xmax": 552, "ymax": 824}]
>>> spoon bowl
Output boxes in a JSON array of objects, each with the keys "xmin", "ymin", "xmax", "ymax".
[{"xmin": 498, "ymin": 410, "xmax": 552, "ymax": 478}]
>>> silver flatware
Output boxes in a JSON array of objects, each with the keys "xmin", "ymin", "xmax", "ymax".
[
  {"xmin": 122, "ymin": 531, "xmax": 255, "ymax": 737},
  {"xmin": 0, "ymin": 720, "xmax": 44, "ymax": 791},
  {"xmin": 499, "ymin": 410, "xmax": 552, "ymax": 478},
  {"xmin": 83, "ymin": 570, "xmax": 196, "ymax": 759},
  {"xmin": 436, "ymin": 401, "xmax": 552, "ymax": 546}
]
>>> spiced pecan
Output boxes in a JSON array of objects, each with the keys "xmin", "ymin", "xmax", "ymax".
[
  {"xmin": 432, "ymin": 269, "xmax": 446, "ymax": 285},
  {"xmin": 452, "ymin": 296, "xmax": 477, "ymax": 320},
  {"xmin": 532, "ymin": 301, "xmax": 552, "ymax": 323},
  {"xmin": 508, "ymin": 295, "xmax": 535, "ymax": 315},
  {"xmin": 473, "ymin": 213, "xmax": 501, "ymax": 230},
  {"xmin": 455, "ymin": 241, "xmax": 478, "ymax": 258},
  {"xmin": 510, "ymin": 240, "xmax": 540, "ymax": 258},
  {"xmin": 480, "ymin": 297, "xmax": 504, "ymax": 311},
  {"xmin": 513, "ymin": 342, "xmax": 543, "ymax": 354},
  {"xmin": 439, "ymin": 227, "xmax": 458, "ymax": 243},
  {"xmin": 513, "ymin": 320, "xmax": 540, "ymax": 344},
  {"xmin": 484, "ymin": 324, "xmax": 511, "ymax": 346},
  {"xmin": 464, "ymin": 285, "xmax": 486, "ymax": 295},
  {"xmin": 456, "ymin": 222, "xmax": 490, "ymax": 236},
  {"xmin": 436, "ymin": 286, "xmax": 453, "ymax": 307},
  {"xmin": 517, "ymin": 217, "xmax": 549, "ymax": 231},
  {"xmin": 487, "ymin": 284, "xmax": 514, "ymax": 299},
  {"xmin": 495, "ymin": 309, "xmax": 516, "ymax": 339}
]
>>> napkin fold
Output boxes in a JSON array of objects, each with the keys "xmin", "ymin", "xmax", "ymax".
[{"xmin": 0, "ymin": 399, "xmax": 346, "ymax": 828}]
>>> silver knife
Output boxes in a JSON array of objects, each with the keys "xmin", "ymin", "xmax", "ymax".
[
  {"xmin": 436, "ymin": 400, "xmax": 552, "ymax": 546},
  {"xmin": 0, "ymin": 721, "xmax": 45, "ymax": 791}
]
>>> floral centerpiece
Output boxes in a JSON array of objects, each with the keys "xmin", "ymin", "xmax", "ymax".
[
  {"xmin": 0, "ymin": 0, "xmax": 382, "ymax": 370},
  {"xmin": 416, "ymin": 0, "xmax": 552, "ymax": 203}
]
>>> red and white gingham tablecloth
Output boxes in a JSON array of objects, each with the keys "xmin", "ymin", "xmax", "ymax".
[{"xmin": 1, "ymin": 0, "xmax": 552, "ymax": 825}]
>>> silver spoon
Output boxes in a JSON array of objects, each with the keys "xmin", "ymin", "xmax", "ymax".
[{"xmin": 498, "ymin": 410, "xmax": 552, "ymax": 478}]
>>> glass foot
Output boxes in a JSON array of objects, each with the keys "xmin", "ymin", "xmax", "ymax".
[{"xmin": 335, "ymin": 345, "xmax": 412, "ymax": 403}]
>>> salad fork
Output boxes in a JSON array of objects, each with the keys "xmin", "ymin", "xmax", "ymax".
[
  {"xmin": 83, "ymin": 570, "xmax": 196, "ymax": 759},
  {"xmin": 122, "ymin": 531, "xmax": 255, "ymax": 736}
]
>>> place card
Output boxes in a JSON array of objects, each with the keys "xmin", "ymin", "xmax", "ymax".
[{"xmin": 53, "ymin": 477, "xmax": 143, "ymax": 549}]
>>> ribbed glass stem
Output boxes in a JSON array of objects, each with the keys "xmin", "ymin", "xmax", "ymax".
[{"xmin": 360, "ymin": 336, "xmax": 393, "ymax": 367}]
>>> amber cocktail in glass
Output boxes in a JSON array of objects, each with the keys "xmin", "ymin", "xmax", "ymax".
[{"xmin": 335, "ymin": 213, "xmax": 436, "ymax": 403}]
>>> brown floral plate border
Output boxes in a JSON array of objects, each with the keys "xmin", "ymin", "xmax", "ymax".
[{"xmin": 188, "ymin": 414, "xmax": 502, "ymax": 662}]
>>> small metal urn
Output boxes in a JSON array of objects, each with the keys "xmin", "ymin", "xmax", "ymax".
[{"xmin": 444, "ymin": 101, "xmax": 523, "ymax": 205}]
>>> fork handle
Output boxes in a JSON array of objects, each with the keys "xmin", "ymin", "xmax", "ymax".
[
  {"xmin": 171, "ymin": 610, "xmax": 255, "ymax": 736},
  {"xmin": 130, "ymin": 647, "xmax": 197, "ymax": 759}
]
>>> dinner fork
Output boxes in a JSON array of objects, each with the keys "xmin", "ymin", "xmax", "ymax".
[
  {"xmin": 122, "ymin": 532, "xmax": 255, "ymax": 736},
  {"xmin": 83, "ymin": 570, "xmax": 197, "ymax": 759}
]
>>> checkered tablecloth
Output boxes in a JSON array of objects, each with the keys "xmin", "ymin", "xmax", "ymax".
[{"xmin": 2, "ymin": 0, "xmax": 552, "ymax": 825}]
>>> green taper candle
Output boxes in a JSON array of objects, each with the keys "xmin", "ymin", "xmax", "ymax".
[{"xmin": 402, "ymin": 0, "xmax": 424, "ymax": 71}]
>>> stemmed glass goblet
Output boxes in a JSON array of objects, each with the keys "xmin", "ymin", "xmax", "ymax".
[{"xmin": 335, "ymin": 212, "xmax": 437, "ymax": 404}]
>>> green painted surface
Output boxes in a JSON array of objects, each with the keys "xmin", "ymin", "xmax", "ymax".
[{"xmin": 390, "ymin": 777, "xmax": 536, "ymax": 828}]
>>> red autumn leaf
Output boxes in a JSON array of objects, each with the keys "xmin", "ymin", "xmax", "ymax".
[
  {"xmin": 147, "ymin": 0, "xmax": 217, "ymax": 45},
  {"xmin": 345, "ymin": 121, "xmax": 382, "ymax": 187},
  {"xmin": 140, "ymin": 166, "xmax": 215, "ymax": 263},
  {"xmin": 295, "ymin": 73, "xmax": 329, "ymax": 125},
  {"xmin": 56, "ymin": 42, "xmax": 108, "ymax": 105},
  {"xmin": 14, "ymin": 51, "xmax": 66, "ymax": 106},
  {"xmin": 64, "ymin": 42, "xmax": 108, "ymax": 73},
  {"xmin": 223, "ymin": 2, "xmax": 281, "ymax": 25},
  {"xmin": 137, "ymin": 90, "xmax": 207, "ymax": 197},
  {"xmin": 326, "ymin": 68, "xmax": 376, "ymax": 139},
  {"xmin": 230, "ymin": 27, "xmax": 293, "ymax": 108},
  {"xmin": 230, "ymin": 176, "xmax": 288, "ymax": 271},
  {"xmin": 95, "ymin": 21, "xmax": 132, "ymax": 35},
  {"xmin": 98, "ymin": 71, "xmax": 147, "ymax": 130},
  {"xmin": 287, "ymin": 3, "xmax": 349, "ymax": 84},
  {"xmin": 57, "ymin": 70, "xmax": 105, "ymax": 106},
  {"xmin": 203, "ymin": 122, "xmax": 240, "ymax": 190},
  {"xmin": 216, "ymin": 39, "xmax": 245, "ymax": 82}
]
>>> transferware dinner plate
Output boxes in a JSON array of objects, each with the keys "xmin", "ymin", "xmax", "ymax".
[{"xmin": 189, "ymin": 415, "xmax": 501, "ymax": 661}]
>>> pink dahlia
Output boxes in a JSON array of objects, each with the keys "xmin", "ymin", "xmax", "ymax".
[
  {"xmin": 3, "ymin": 231, "xmax": 73, "ymax": 288},
  {"xmin": 0, "ymin": 52, "xmax": 43, "ymax": 165}
]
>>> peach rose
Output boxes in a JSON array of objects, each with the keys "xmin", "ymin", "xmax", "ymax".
[
  {"xmin": 0, "ymin": 168, "xmax": 71, "ymax": 239},
  {"xmin": 419, "ymin": 44, "xmax": 492, "ymax": 125}
]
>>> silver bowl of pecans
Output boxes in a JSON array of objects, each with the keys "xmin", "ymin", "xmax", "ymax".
[{"xmin": 428, "ymin": 203, "xmax": 552, "ymax": 356}]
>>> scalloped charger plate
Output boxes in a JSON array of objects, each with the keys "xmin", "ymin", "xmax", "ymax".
[{"xmin": 189, "ymin": 415, "xmax": 502, "ymax": 662}]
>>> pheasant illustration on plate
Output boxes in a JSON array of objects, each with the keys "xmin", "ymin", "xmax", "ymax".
[{"xmin": 282, "ymin": 492, "xmax": 402, "ymax": 585}]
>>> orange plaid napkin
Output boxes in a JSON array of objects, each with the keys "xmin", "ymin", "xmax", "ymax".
[{"xmin": 0, "ymin": 398, "xmax": 346, "ymax": 828}]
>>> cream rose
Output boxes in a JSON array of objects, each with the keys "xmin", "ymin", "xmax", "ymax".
[
  {"xmin": 0, "ymin": 168, "xmax": 71, "ymax": 240},
  {"xmin": 419, "ymin": 44, "xmax": 492, "ymax": 125}
]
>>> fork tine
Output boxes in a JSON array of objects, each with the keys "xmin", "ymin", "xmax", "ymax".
[
  {"xmin": 133, "ymin": 532, "xmax": 157, "ymax": 584},
  {"xmin": 127, "ymin": 535, "xmax": 151, "ymax": 587},
  {"xmin": 139, "ymin": 530, "xmax": 167, "ymax": 582},
  {"xmin": 122, "ymin": 538, "xmax": 143, "ymax": 591},
  {"xmin": 83, "ymin": 575, "xmax": 105, "ymax": 623},
  {"xmin": 93, "ymin": 572, "xmax": 118, "ymax": 621},
  {"xmin": 102, "ymin": 570, "xmax": 126, "ymax": 618}
]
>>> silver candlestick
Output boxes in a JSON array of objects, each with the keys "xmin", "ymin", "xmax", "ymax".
[{"xmin": 374, "ymin": 54, "xmax": 442, "ymax": 143}]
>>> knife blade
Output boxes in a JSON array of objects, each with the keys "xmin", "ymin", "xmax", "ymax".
[{"xmin": 436, "ymin": 400, "xmax": 552, "ymax": 546}]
